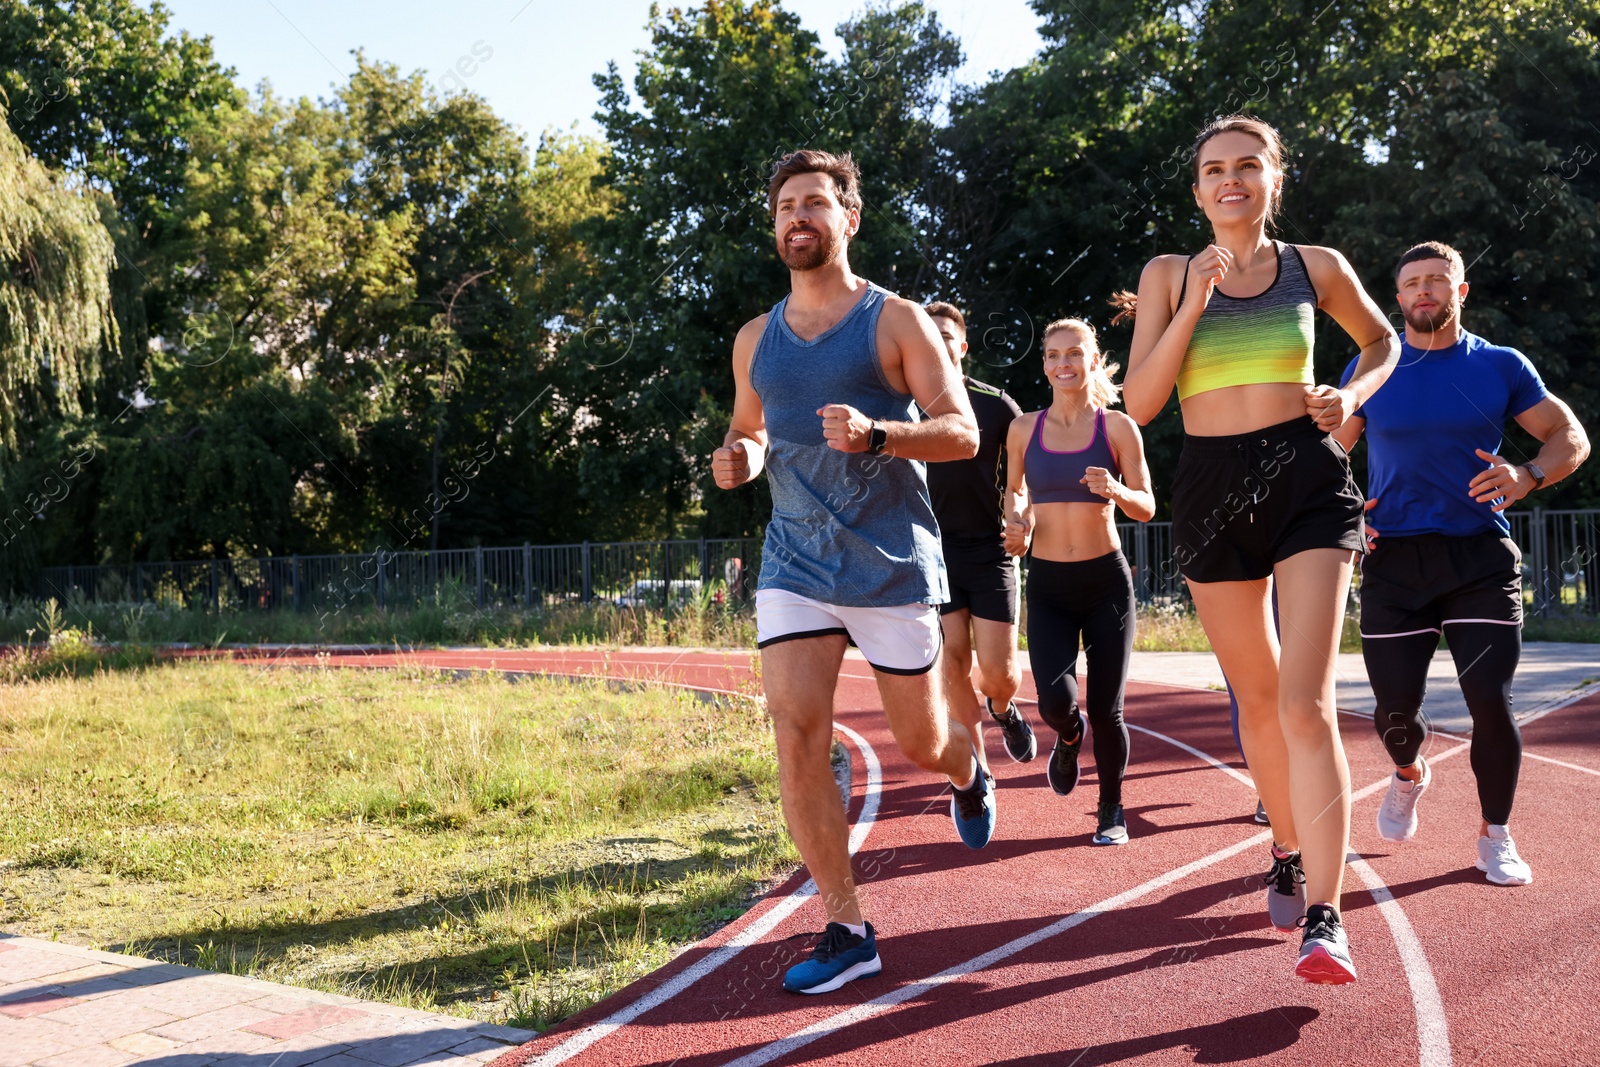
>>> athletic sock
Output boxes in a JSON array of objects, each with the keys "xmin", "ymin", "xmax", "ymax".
[
  {"xmin": 953, "ymin": 758, "xmax": 977, "ymax": 792},
  {"xmin": 1272, "ymin": 843, "xmax": 1298, "ymax": 860},
  {"xmin": 842, "ymin": 921, "xmax": 867, "ymax": 939}
]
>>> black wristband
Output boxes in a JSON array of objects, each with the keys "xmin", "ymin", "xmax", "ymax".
[{"xmin": 867, "ymin": 421, "xmax": 889, "ymax": 455}]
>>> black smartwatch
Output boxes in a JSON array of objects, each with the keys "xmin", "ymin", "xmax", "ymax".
[
  {"xmin": 1521, "ymin": 461, "xmax": 1546, "ymax": 490},
  {"xmin": 867, "ymin": 421, "xmax": 889, "ymax": 455}
]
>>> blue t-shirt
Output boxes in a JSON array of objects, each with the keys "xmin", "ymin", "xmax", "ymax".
[{"xmin": 1340, "ymin": 331, "xmax": 1547, "ymax": 537}]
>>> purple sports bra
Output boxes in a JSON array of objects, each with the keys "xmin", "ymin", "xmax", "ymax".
[{"xmin": 1025, "ymin": 408, "xmax": 1121, "ymax": 505}]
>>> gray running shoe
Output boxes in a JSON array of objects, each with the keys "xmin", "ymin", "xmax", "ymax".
[
  {"xmin": 1254, "ymin": 799, "xmax": 1271, "ymax": 825},
  {"xmin": 987, "ymin": 698, "xmax": 1038, "ymax": 763},
  {"xmin": 1375, "ymin": 757, "xmax": 1430, "ymax": 843},
  {"xmin": 1263, "ymin": 847, "xmax": 1306, "ymax": 932},
  {"xmin": 1295, "ymin": 903, "xmax": 1357, "ymax": 984}
]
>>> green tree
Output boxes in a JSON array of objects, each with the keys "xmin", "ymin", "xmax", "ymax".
[
  {"xmin": 571, "ymin": 0, "xmax": 962, "ymax": 541},
  {"xmin": 0, "ymin": 114, "xmax": 117, "ymax": 457},
  {"xmin": 0, "ymin": 0, "xmax": 240, "ymax": 405},
  {"xmin": 0, "ymin": 115, "xmax": 117, "ymax": 586},
  {"xmin": 938, "ymin": 0, "xmax": 1600, "ymax": 508}
]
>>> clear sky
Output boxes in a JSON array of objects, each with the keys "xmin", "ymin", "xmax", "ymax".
[{"xmin": 151, "ymin": 0, "xmax": 1045, "ymax": 148}]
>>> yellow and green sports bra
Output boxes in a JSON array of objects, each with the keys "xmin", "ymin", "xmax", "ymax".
[{"xmin": 1176, "ymin": 241, "xmax": 1317, "ymax": 401}]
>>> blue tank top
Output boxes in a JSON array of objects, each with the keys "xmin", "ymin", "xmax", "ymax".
[
  {"xmin": 1024, "ymin": 408, "xmax": 1121, "ymax": 505},
  {"xmin": 749, "ymin": 283, "xmax": 946, "ymax": 607}
]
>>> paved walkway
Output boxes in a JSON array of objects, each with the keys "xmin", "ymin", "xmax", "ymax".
[
  {"xmin": 0, "ymin": 936, "xmax": 534, "ymax": 1067},
  {"xmin": 1053, "ymin": 641, "xmax": 1597, "ymax": 734}
]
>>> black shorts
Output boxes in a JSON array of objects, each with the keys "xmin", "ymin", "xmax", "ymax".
[
  {"xmin": 939, "ymin": 538, "xmax": 1019, "ymax": 624},
  {"xmin": 1171, "ymin": 416, "xmax": 1365, "ymax": 584},
  {"xmin": 1359, "ymin": 531, "xmax": 1523, "ymax": 637}
]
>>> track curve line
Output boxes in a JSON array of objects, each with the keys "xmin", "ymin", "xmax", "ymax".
[{"xmin": 521, "ymin": 718, "xmax": 883, "ymax": 1067}]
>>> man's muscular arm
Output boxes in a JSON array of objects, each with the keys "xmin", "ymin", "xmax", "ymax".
[
  {"xmin": 713, "ymin": 317, "xmax": 770, "ymax": 489},
  {"xmin": 818, "ymin": 299, "xmax": 977, "ymax": 460}
]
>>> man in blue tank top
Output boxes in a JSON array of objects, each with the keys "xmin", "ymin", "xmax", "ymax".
[
  {"xmin": 711, "ymin": 149, "xmax": 988, "ymax": 995},
  {"xmin": 1334, "ymin": 241, "xmax": 1589, "ymax": 888}
]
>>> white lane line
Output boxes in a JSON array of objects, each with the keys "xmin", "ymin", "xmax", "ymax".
[
  {"xmin": 1346, "ymin": 853, "xmax": 1453, "ymax": 1067},
  {"xmin": 1125, "ymin": 722, "xmax": 1255, "ymax": 788},
  {"xmin": 1516, "ymin": 683, "xmax": 1599, "ymax": 727},
  {"xmin": 1517, "ymin": 751, "xmax": 1600, "ymax": 777},
  {"xmin": 726, "ymin": 734, "xmax": 1475, "ymax": 1067},
  {"xmin": 523, "ymin": 721, "xmax": 882, "ymax": 1067},
  {"xmin": 1337, "ymin": 709, "xmax": 1600, "ymax": 779},
  {"xmin": 719, "ymin": 829, "xmax": 1274, "ymax": 1067}
]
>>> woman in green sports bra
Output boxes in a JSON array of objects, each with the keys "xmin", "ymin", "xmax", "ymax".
[{"xmin": 1117, "ymin": 115, "xmax": 1399, "ymax": 987}]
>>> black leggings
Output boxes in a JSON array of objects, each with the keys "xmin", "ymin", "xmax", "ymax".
[
  {"xmin": 1363, "ymin": 623, "xmax": 1523, "ymax": 824},
  {"xmin": 1026, "ymin": 552, "xmax": 1134, "ymax": 806}
]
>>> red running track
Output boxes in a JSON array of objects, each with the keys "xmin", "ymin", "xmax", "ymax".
[{"xmin": 229, "ymin": 646, "xmax": 1600, "ymax": 1067}]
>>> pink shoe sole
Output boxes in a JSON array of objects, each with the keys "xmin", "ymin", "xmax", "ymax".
[{"xmin": 1295, "ymin": 946, "xmax": 1358, "ymax": 985}]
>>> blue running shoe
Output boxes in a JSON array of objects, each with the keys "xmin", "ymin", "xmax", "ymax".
[
  {"xmin": 949, "ymin": 765, "xmax": 996, "ymax": 848},
  {"xmin": 782, "ymin": 922, "xmax": 882, "ymax": 994}
]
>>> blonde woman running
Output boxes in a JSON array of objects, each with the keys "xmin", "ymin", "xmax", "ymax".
[{"xmin": 1005, "ymin": 318, "xmax": 1153, "ymax": 844}]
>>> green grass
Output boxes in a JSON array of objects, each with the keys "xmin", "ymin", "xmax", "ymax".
[
  {"xmin": 1523, "ymin": 616, "xmax": 1600, "ymax": 643},
  {"xmin": 0, "ymin": 658, "xmax": 792, "ymax": 1030}
]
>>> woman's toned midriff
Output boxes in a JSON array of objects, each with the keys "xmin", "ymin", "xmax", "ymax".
[
  {"xmin": 1179, "ymin": 381, "xmax": 1313, "ymax": 437},
  {"xmin": 1029, "ymin": 501, "xmax": 1121, "ymax": 563}
]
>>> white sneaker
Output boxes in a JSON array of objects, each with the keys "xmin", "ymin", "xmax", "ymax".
[
  {"xmin": 1375, "ymin": 757, "xmax": 1430, "ymax": 842},
  {"xmin": 1476, "ymin": 824, "xmax": 1533, "ymax": 886}
]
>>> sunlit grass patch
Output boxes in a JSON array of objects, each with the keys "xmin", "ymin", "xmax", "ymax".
[{"xmin": 0, "ymin": 662, "xmax": 793, "ymax": 1030}]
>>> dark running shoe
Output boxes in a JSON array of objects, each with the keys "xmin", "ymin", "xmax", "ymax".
[
  {"xmin": 1295, "ymin": 904, "xmax": 1357, "ymax": 984},
  {"xmin": 1254, "ymin": 799, "xmax": 1271, "ymax": 825},
  {"xmin": 1046, "ymin": 711, "xmax": 1086, "ymax": 797},
  {"xmin": 949, "ymin": 765, "xmax": 997, "ymax": 849},
  {"xmin": 1092, "ymin": 800, "xmax": 1129, "ymax": 845},
  {"xmin": 783, "ymin": 921, "xmax": 883, "ymax": 994},
  {"xmin": 987, "ymin": 698, "xmax": 1038, "ymax": 763},
  {"xmin": 1263, "ymin": 847, "xmax": 1307, "ymax": 933}
]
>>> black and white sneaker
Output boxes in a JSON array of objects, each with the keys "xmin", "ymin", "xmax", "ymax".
[
  {"xmin": 1295, "ymin": 903, "xmax": 1357, "ymax": 984},
  {"xmin": 1092, "ymin": 800, "xmax": 1129, "ymax": 845},
  {"xmin": 1263, "ymin": 847, "xmax": 1307, "ymax": 932},
  {"xmin": 987, "ymin": 698, "xmax": 1037, "ymax": 763},
  {"xmin": 1046, "ymin": 711, "xmax": 1086, "ymax": 797}
]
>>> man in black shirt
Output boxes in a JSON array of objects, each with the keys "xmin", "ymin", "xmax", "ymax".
[{"xmin": 925, "ymin": 303, "xmax": 1037, "ymax": 770}]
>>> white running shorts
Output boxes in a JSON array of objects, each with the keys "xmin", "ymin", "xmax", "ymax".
[{"xmin": 755, "ymin": 588, "xmax": 942, "ymax": 675}]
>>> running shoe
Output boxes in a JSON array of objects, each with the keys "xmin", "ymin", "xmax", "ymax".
[
  {"xmin": 1476, "ymin": 824, "xmax": 1533, "ymax": 886},
  {"xmin": 1375, "ymin": 757, "xmax": 1430, "ymax": 843},
  {"xmin": 949, "ymin": 766, "xmax": 997, "ymax": 849},
  {"xmin": 1263, "ymin": 847, "xmax": 1306, "ymax": 933},
  {"xmin": 1092, "ymin": 800, "xmax": 1129, "ymax": 845},
  {"xmin": 1046, "ymin": 711, "xmax": 1086, "ymax": 797},
  {"xmin": 1295, "ymin": 903, "xmax": 1357, "ymax": 984},
  {"xmin": 987, "ymin": 697, "xmax": 1038, "ymax": 763},
  {"xmin": 1254, "ymin": 799, "xmax": 1271, "ymax": 825},
  {"xmin": 783, "ymin": 921, "xmax": 882, "ymax": 994}
]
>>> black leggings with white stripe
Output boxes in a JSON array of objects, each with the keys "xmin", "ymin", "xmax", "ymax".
[{"xmin": 1364, "ymin": 622, "xmax": 1523, "ymax": 824}]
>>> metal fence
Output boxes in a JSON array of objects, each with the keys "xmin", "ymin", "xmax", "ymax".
[
  {"xmin": 26, "ymin": 509, "xmax": 1600, "ymax": 618},
  {"xmin": 30, "ymin": 539, "xmax": 764, "ymax": 615}
]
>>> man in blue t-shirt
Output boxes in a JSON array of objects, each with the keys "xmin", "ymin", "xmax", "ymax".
[{"xmin": 1334, "ymin": 240, "xmax": 1590, "ymax": 887}]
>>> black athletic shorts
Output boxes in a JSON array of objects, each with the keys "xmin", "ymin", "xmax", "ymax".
[
  {"xmin": 1359, "ymin": 531, "xmax": 1523, "ymax": 637},
  {"xmin": 1171, "ymin": 415, "xmax": 1365, "ymax": 584},
  {"xmin": 939, "ymin": 537, "xmax": 1019, "ymax": 624}
]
